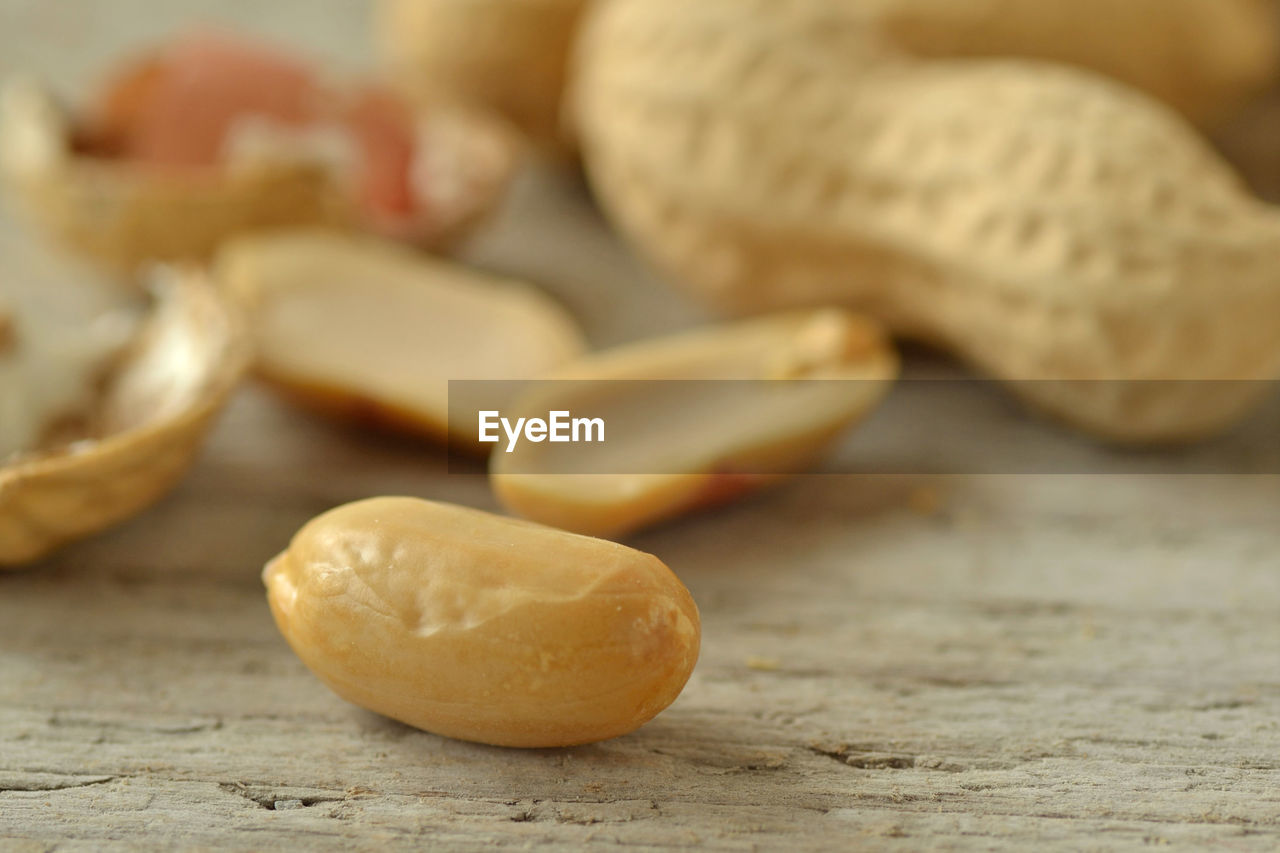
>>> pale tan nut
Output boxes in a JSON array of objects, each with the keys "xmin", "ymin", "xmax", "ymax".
[
  {"xmin": 0, "ymin": 271, "xmax": 250, "ymax": 567},
  {"xmin": 215, "ymin": 230, "xmax": 586, "ymax": 451},
  {"xmin": 0, "ymin": 77, "xmax": 515, "ymax": 275},
  {"xmin": 378, "ymin": 0, "xmax": 591, "ymax": 155},
  {"xmin": 573, "ymin": 0, "xmax": 1280, "ymax": 443},
  {"xmin": 263, "ymin": 496, "xmax": 700, "ymax": 748},
  {"xmin": 490, "ymin": 310, "xmax": 898, "ymax": 539}
]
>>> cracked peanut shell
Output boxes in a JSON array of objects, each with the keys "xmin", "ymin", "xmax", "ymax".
[
  {"xmin": 0, "ymin": 271, "xmax": 249, "ymax": 566},
  {"xmin": 0, "ymin": 73, "xmax": 514, "ymax": 274}
]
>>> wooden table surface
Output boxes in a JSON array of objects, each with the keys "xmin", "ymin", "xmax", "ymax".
[{"xmin": 2, "ymin": 2, "xmax": 1279, "ymax": 849}]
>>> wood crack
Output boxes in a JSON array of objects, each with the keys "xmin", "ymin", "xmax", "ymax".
[
  {"xmin": 808, "ymin": 744, "xmax": 968, "ymax": 772},
  {"xmin": 0, "ymin": 774, "xmax": 115, "ymax": 793},
  {"xmin": 48, "ymin": 713, "xmax": 223, "ymax": 735},
  {"xmin": 218, "ymin": 782, "xmax": 346, "ymax": 812}
]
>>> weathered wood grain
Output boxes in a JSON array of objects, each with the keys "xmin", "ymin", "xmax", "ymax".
[{"xmin": 2, "ymin": 1, "xmax": 1280, "ymax": 849}]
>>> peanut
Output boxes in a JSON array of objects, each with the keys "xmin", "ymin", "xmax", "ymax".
[
  {"xmin": 573, "ymin": 0, "xmax": 1280, "ymax": 442},
  {"xmin": 263, "ymin": 497, "xmax": 700, "ymax": 747},
  {"xmin": 851, "ymin": 0, "xmax": 1279, "ymax": 126},
  {"xmin": 491, "ymin": 310, "xmax": 898, "ymax": 538},
  {"xmin": 216, "ymin": 230, "xmax": 586, "ymax": 450},
  {"xmin": 378, "ymin": 0, "xmax": 1273, "ymax": 151},
  {"xmin": 378, "ymin": 0, "xmax": 590, "ymax": 153}
]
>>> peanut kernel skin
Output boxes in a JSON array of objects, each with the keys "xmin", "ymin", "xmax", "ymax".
[{"xmin": 264, "ymin": 497, "xmax": 700, "ymax": 748}]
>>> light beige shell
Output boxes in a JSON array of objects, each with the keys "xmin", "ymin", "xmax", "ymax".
[
  {"xmin": 491, "ymin": 310, "xmax": 899, "ymax": 538},
  {"xmin": 573, "ymin": 0, "xmax": 1280, "ymax": 442},
  {"xmin": 854, "ymin": 0, "xmax": 1279, "ymax": 126},
  {"xmin": 377, "ymin": 0, "xmax": 590, "ymax": 153},
  {"xmin": 0, "ymin": 77, "xmax": 516, "ymax": 275},
  {"xmin": 0, "ymin": 272, "xmax": 250, "ymax": 566}
]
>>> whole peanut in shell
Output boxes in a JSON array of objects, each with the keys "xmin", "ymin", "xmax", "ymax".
[
  {"xmin": 573, "ymin": 0, "xmax": 1280, "ymax": 442},
  {"xmin": 854, "ymin": 0, "xmax": 1279, "ymax": 126},
  {"xmin": 378, "ymin": 0, "xmax": 590, "ymax": 152},
  {"xmin": 264, "ymin": 497, "xmax": 700, "ymax": 748}
]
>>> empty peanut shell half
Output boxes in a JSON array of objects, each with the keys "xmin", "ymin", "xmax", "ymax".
[
  {"xmin": 264, "ymin": 496, "xmax": 700, "ymax": 747},
  {"xmin": 491, "ymin": 310, "xmax": 898, "ymax": 538},
  {"xmin": 0, "ymin": 31, "xmax": 515, "ymax": 274},
  {"xmin": 0, "ymin": 272, "xmax": 249, "ymax": 566},
  {"xmin": 216, "ymin": 230, "xmax": 586, "ymax": 449}
]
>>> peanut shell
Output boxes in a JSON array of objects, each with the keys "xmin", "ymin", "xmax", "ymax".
[
  {"xmin": 573, "ymin": 0, "xmax": 1280, "ymax": 442},
  {"xmin": 0, "ymin": 272, "xmax": 249, "ymax": 566},
  {"xmin": 378, "ymin": 0, "xmax": 590, "ymax": 153},
  {"xmin": 0, "ymin": 77, "xmax": 514, "ymax": 274}
]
